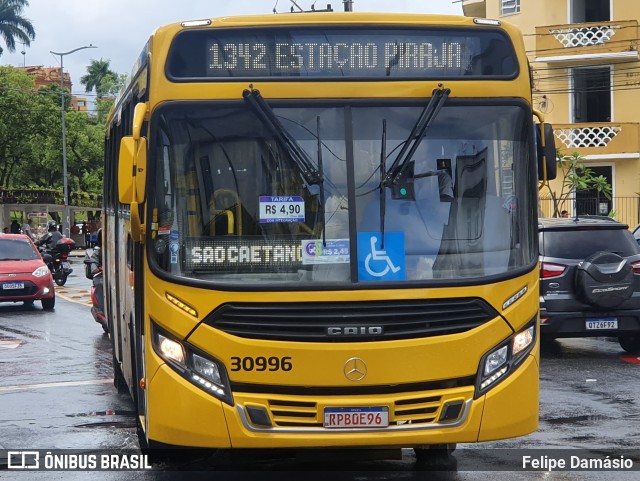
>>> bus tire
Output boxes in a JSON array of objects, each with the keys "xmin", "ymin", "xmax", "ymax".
[
  {"xmin": 137, "ymin": 424, "xmax": 186, "ymax": 465},
  {"xmin": 112, "ymin": 353, "xmax": 128, "ymax": 395},
  {"xmin": 414, "ymin": 444, "xmax": 457, "ymax": 471}
]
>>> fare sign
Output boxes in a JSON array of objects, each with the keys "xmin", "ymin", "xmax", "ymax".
[{"xmin": 259, "ymin": 195, "xmax": 305, "ymax": 223}]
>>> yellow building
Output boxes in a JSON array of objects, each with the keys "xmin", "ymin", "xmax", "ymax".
[{"xmin": 463, "ymin": 0, "xmax": 640, "ymax": 227}]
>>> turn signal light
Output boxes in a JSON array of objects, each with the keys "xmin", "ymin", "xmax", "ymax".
[{"xmin": 165, "ymin": 293, "xmax": 198, "ymax": 317}]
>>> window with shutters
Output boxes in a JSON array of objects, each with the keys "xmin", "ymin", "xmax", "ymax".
[{"xmin": 501, "ymin": 0, "xmax": 520, "ymax": 15}]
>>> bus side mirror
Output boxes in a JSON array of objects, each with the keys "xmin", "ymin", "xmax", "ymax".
[
  {"xmin": 118, "ymin": 137, "xmax": 135, "ymax": 205},
  {"xmin": 132, "ymin": 102, "xmax": 148, "ymax": 202},
  {"xmin": 118, "ymin": 102, "xmax": 148, "ymax": 205},
  {"xmin": 118, "ymin": 102, "xmax": 148, "ymax": 243},
  {"xmin": 135, "ymin": 137, "xmax": 147, "ymax": 202},
  {"xmin": 536, "ymin": 123, "xmax": 557, "ymax": 181}
]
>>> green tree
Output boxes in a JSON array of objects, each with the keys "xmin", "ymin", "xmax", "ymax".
[
  {"xmin": 0, "ymin": 62, "xmax": 126, "ymax": 199},
  {"xmin": 545, "ymin": 150, "xmax": 612, "ymax": 217},
  {"xmin": 38, "ymin": 82, "xmax": 70, "ymax": 110},
  {"xmin": 95, "ymin": 72, "xmax": 126, "ymax": 123},
  {"xmin": 0, "ymin": 66, "xmax": 45, "ymax": 187},
  {"xmin": 0, "ymin": 0, "xmax": 35, "ymax": 57},
  {"xmin": 64, "ymin": 110, "xmax": 104, "ymax": 194},
  {"xmin": 80, "ymin": 58, "xmax": 115, "ymax": 98}
]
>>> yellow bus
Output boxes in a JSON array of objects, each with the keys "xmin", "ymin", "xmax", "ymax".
[{"xmin": 104, "ymin": 11, "xmax": 557, "ymax": 458}]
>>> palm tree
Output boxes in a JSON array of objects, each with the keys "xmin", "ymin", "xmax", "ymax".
[
  {"xmin": 80, "ymin": 58, "xmax": 115, "ymax": 98},
  {"xmin": 0, "ymin": 0, "xmax": 35, "ymax": 57}
]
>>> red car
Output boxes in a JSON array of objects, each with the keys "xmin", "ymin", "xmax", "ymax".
[{"xmin": 0, "ymin": 234, "xmax": 56, "ymax": 310}]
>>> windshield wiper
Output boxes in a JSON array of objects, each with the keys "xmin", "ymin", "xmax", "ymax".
[
  {"xmin": 316, "ymin": 116, "xmax": 327, "ymax": 246},
  {"xmin": 243, "ymin": 86, "xmax": 326, "ymax": 244},
  {"xmin": 243, "ymin": 87, "xmax": 322, "ymax": 186},
  {"xmin": 383, "ymin": 85, "xmax": 450, "ymax": 200},
  {"xmin": 379, "ymin": 119, "xmax": 387, "ymax": 248}
]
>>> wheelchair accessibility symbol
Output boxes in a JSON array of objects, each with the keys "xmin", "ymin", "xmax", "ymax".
[{"xmin": 357, "ymin": 232, "xmax": 405, "ymax": 281}]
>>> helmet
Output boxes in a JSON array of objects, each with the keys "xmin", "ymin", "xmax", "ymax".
[{"xmin": 47, "ymin": 220, "xmax": 58, "ymax": 232}]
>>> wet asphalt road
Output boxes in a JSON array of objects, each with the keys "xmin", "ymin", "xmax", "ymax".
[{"xmin": 1, "ymin": 258, "xmax": 640, "ymax": 479}]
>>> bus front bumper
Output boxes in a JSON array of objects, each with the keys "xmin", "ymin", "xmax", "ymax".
[{"xmin": 146, "ymin": 354, "xmax": 538, "ymax": 448}]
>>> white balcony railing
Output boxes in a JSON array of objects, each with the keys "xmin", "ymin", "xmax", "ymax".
[
  {"xmin": 549, "ymin": 25, "xmax": 618, "ymax": 48},
  {"xmin": 554, "ymin": 126, "xmax": 622, "ymax": 149}
]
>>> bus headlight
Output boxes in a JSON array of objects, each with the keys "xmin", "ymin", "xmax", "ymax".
[
  {"xmin": 192, "ymin": 353, "xmax": 222, "ymax": 385},
  {"xmin": 484, "ymin": 345, "xmax": 507, "ymax": 376},
  {"xmin": 152, "ymin": 324, "xmax": 233, "ymax": 405},
  {"xmin": 475, "ymin": 319, "xmax": 536, "ymax": 397},
  {"xmin": 157, "ymin": 333, "xmax": 185, "ymax": 364}
]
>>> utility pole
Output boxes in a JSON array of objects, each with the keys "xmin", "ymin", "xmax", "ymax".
[
  {"xmin": 19, "ymin": 41, "xmax": 26, "ymax": 67},
  {"xmin": 50, "ymin": 45, "xmax": 97, "ymax": 238}
]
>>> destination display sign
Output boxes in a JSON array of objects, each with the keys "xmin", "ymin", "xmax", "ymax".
[
  {"xmin": 184, "ymin": 237, "xmax": 304, "ymax": 272},
  {"xmin": 167, "ymin": 27, "xmax": 517, "ymax": 80}
]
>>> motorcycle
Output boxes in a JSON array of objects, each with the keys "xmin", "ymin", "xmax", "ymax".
[
  {"xmin": 84, "ymin": 247, "xmax": 107, "ymax": 333},
  {"xmin": 39, "ymin": 238, "xmax": 75, "ymax": 286}
]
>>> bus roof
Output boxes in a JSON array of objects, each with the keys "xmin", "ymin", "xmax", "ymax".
[{"xmin": 155, "ymin": 11, "xmax": 518, "ymax": 35}]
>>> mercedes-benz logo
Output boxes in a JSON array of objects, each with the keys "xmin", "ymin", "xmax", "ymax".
[{"xmin": 343, "ymin": 357, "xmax": 367, "ymax": 382}]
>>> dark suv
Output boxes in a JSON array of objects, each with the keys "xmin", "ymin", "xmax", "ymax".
[{"xmin": 539, "ymin": 217, "xmax": 640, "ymax": 352}]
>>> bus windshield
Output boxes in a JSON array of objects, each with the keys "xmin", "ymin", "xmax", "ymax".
[{"xmin": 149, "ymin": 100, "xmax": 536, "ymax": 286}]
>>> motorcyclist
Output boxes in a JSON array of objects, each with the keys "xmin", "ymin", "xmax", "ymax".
[
  {"xmin": 36, "ymin": 221, "xmax": 63, "ymax": 250},
  {"xmin": 87, "ymin": 228, "xmax": 102, "ymax": 275},
  {"xmin": 86, "ymin": 228, "xmax": 106, "ymax": 332}
]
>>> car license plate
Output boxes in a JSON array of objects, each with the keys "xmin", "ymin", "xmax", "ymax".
[
  {"xmin": 2, "ymin": 282, "xmax": 24, "ymax": 290},
  {"xmin": 62, "ymin": 262, "xmax": 71, "ymax": 269},
  {"xmin": 323, "ymin": 407, "xmax": 389, "ymax": 429},
  {"xmin": 586, "ymin": 318, "xmax": 618, "ymax": 330}
]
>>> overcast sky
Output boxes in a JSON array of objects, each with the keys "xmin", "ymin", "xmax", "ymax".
[{"xmin": 1, "ymin": 1, "xmax": 462, "ymax": 109}]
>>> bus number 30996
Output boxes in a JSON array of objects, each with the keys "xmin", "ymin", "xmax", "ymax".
[{"xmin": 230, "ymin": 356, "xmax": 293, "ymax": 372}]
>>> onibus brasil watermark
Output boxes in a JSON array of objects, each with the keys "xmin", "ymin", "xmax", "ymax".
[{"xmin": 6, "ymin": 450, "xmax": 152, "ymax": 471}]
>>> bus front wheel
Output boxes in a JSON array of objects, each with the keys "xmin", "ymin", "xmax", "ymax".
[{"xmin": 413, "ymin": 444, "xmax": 457, "ymax": 471}]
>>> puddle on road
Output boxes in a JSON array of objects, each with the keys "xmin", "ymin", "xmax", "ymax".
[
  {"xmin": 70, "ymin": 410, "xmax": 138, "ymax": 429},
  {"xmin": 66, "ymin": 410, "xmax": 136, "ymax": 418},
  {"xmin": 0, "ymin": 325, "xmax": 43, "ymax": 341},
  {"xmin": 74, "ymin": 420, "xmax": 137, "ymax": 429},
  {"xmin": 544, "ymin": 414, "xmax": 610, "ymax": 425}
]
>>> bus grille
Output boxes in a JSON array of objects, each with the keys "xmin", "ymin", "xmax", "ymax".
[
  {"xmin": 265, "ymin": 395, "xmax": 443, "ymax": 427},
  {"xmin": 205, "ymin": 299, "xmax": 498, "ymax": 342}
]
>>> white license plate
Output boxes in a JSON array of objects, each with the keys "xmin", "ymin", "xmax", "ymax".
[
  {"xmin": 323, "ymin": 407, "xmax": 389, "ymax": 429},
  {"xmin": 586, "ymin": 318, "xmax": 618, "ymax": 330},
  {"xmin": 62, "ymin": 262, "xmax": 71, "ymax": 269},
  {"xmin": 2, "ymin": 282, "xmax": 24, "ymax": 290}
]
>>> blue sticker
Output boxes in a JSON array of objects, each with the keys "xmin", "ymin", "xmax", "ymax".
[
  {"xmin": 357, "ymin": 232, "xmax": 406, "ymax": 281},
  {"xmin": 170, "ymin": 230, "xmax": 180, "ymax": 241},
  {"xmin": 169, "ymin": 242, "xmax": 180, "ymax": 255}
]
